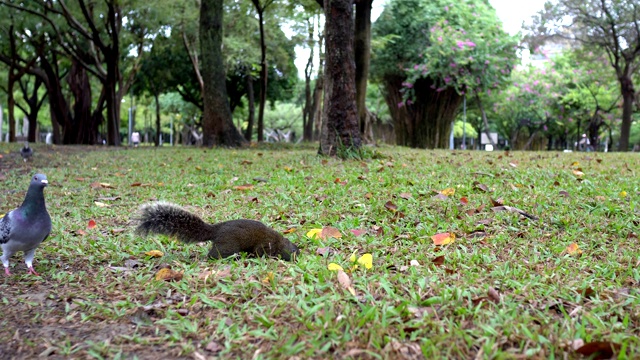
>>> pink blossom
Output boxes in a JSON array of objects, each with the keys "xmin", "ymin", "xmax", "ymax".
[
  {"xmin": 398, "ymin": 102, "xmax": 404, "ymax": 108},
  {"xmin": 444, "ymin": 76, "xmax": 452, "ymax": 83},
  {"xmin": 444, "ymin": 6, "xmax": 449, "ymax": 11},
  {"xmin": 533, "ymin": 80, "xmax": 539, "ymax": 86},
  {"xmin": 543, "ymin": 125, "xmax": 548, "ymax": 131},
  {"xmin": 468, "ymin": 56, "xmax": 474, "ymax": 61},
  {"xmin": 485, "ymin": 60, "xmax": 490, "ymax": 65},
  {"xmin": 414, "ymin": 65, "xmax": 419, "ymax": 70},
  {"xmin": 438, "ymin": 36, "xmax": 443, "ymax": 42},
  {"xmin": 465, "ymin": 41, "xmax": 476, "ymax": 47},
  {"xmin": 450, "ymin": 63, "xmax": 457, "ymax": 68},
  {"xmin": 436, "ymin": 87, "xmax": 445, "ymax": 92}
]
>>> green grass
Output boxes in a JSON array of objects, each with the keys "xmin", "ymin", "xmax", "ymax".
[{"xmin": 1, "ymin": 143, "xmax": 638, "ymax": 359}]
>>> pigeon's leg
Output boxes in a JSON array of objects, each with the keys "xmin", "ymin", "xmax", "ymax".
[
  {"xmin": 1, "ymin": 250, "xmax": 13, "ymax": 276},
  {"xmin": 23, "ymin": 248, "xmax": 40, "ymax": 276}
]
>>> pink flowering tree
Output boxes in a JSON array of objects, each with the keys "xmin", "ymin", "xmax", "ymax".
[{"xmin": 372, "ymin": 0, "xmax": 518, "ymax": 148}]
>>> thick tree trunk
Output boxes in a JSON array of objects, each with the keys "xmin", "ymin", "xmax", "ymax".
[
  {"xmin": 319, "ymin": 0, "xmax": 361, "ymax": 156},
  {"xmin": 383, "ymin": 76, "xmax": 462, "ymax": 149},
  {"xmin": 354, "ymin": 0, "xmax": 373, "ymax": 144},
  {"xmin": 244, "ymin": 72, "xmax": 256, "ymax": 141},
  {"xmin": 618, "ymin": 75, "xmax": 634, "ymax": 151},
  {"xmin": 67, "ymin": 59, "xmax": 95, "ymax": 144},
  {"xmin": 200, "ymin": 0, "xmax": 245, "ymax": 147}
]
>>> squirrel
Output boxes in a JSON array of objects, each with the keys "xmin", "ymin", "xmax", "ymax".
[{"xmin": 135, "ymin": 202, "xmax": 299, "ymax": 261}]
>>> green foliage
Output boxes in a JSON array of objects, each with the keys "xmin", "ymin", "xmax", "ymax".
[
  {"xmin": 372, "ymin": 0, "xmax": 518, "ymax": 97},
  {"xmin": 453, "ymin": 120, "xmax": 477, "ymax": 138}
]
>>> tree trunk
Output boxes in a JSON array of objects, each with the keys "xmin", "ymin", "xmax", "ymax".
[
  {"xmin": 244, "ymin": 71, "xmax": 256, "ymax": 141},
  {"xmin": 8, "ymin": 76, "xmax": 16, "ymax": 142},
  {"xmin": 474, "ymin": 90, "xmax": 496, "ymax": 147},
  {"xmin": 618, "ymin": 75, "xmax": 634, "ymax": 151},
  {"xmin": 383, "ymin": 76, "xmax": 462, "ymax": 148},
  {"xmin": 67, "ymin": 58, "xmax": 94, "ymax": 144},
  {"xmin": 354, "ymin": 0, "xmax": 373, "ymax": 144},
  {"xmin": 319, "ymin": 0, "xmax": 361, "ymax": 156},
  {"xmin": 200, "ymin": 0, "xmax": 246, "ymax": 147},
  {"xmin": 255, "ymin": 5, "xmax": 268, "ymax": 142},
  {"xmin": 312, "ymin": 74, "xmax": 324, "ymax": 141},
  {"xmin": 154, "ymin": 91, "xmax": 161, "ymax": 146},
  {"xmin": 303, "ymin": 19, "xmax": 315, "ymax": 142}
]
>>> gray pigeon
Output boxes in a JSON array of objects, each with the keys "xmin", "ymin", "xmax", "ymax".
[
  {"xmin": 0, "ymin": 173, "xmax": 51, "ymax": 276},
  {"xmin": 20, "ymin": 142, "xmax": 33, "ymax": 162}
]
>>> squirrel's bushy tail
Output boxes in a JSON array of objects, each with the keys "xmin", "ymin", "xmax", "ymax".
[{"xmin": 135, "ymin": 202, "xmax": 213, "ymax": 243}]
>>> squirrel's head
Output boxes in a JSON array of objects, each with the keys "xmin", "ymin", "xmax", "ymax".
[{"xmin": 280, "ymin": 239, "xmax": 300, "ymax": 262}]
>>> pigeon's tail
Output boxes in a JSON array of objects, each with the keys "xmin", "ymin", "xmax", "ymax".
[{"xmin": 135, "ymin": 202, "xmax": 215, "ymax": 244}]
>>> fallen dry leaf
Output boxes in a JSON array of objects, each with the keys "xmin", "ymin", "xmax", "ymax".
[
  {"xmin": 574, "ymin": 341, "xmax": 620, "ymax": 360},
  {"xmin": 145, "ymin": 250, "xmax": 164, "ymax": 258},
  {"xmin": 233, "ymin": 184, "xmax": 254, "ymax": 191},
  {"xmin": 566, "ymin": 243, "xmax": 582, "ymax": 255},
  {"xmin": 384, "ymin": 201, "xmax": 398, "ymax": 212},
  {"xmin": 399, "ymin": 192, "xmax": 412, "ymax": 200},
  {"xmin": 337, "ymin": 270, "xmax": 356, "ymax": 296},
  {"xmin": 431, "ymin": 232, "xmax": 455, "ymax": 246},
  {"xmin": 87, "ymin": 219, "xmax": 97, "ymax": 229},
  {"xmin": 154, "ymin": 268, "xmax": 183, "ymax": 282}
]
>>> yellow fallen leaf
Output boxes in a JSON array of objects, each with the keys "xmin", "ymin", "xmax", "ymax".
[
  {"xmin": 357, "ymin": 254, "xmax": 373, "ymax": 269},
  {"xmin": 572, "ymin": 170, "xmax": 584, "ymax": 177},
  {"xmin": 306, "ymin": 228, "xmax": 323, "ymax": 239},
  {"xmin": 571, "ymin": 161, "xmax": 579, "ymax": 167},
  {"xmin": 566, "ymin": 243, "xmax": 582, "ymax": 255},
  {"xmin": 328, "ymin": 263, "xmax": 344, "ymax": 271},
  {"xmin": 349, "ymin": 250, "xmax": 358, "ymax": 263},
  {"xmin": 431, "ymin": 232, "xmax": 455, "ymax": 246},
  {"xmin": 94, "ymin": 201, "xmax": 110, "ymax": 208},
  {"xmin": 195, "ymin": 166, "xmax": 202, "ymax": 171},
  {"xmin": 619, "ymin": 191, "xmax": 627, "ymax": 198},
  {"xmin": 145, "ymin": 250, "xmax": 164, "ymax": 258},
  {"xmin": 440, "ymin": 188, "xmax": 455, "ymax": 196},
  {"xmin": 262, "ymin": 272, "xmax": 274, "ymax": 283}
]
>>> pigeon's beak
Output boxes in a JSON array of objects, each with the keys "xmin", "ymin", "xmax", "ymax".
[{"xmin": 41, "ymin": 180, "xmax": 48, "ymax": 185}]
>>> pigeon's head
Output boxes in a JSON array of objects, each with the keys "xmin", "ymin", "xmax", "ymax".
[
  {"xmin": 31, "ymin": 174, "xmax": 49, "ymax": 188},
  {"xmin": 23, "ymin": 141, "xmax": 30, "ymax": 149}
]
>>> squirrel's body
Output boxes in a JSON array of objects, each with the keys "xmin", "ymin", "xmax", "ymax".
[{"xmin": 135, "ymin": 202, "xmax": 299, "ymax": 261}]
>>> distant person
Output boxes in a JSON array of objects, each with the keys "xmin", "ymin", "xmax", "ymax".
[
  {"xmin": 577, "ymin": 134, "xmax": 592, "ymax": 152},
  {"xmin": 131, "ymin": 132, "xmax": 141, "ymax": 147}
]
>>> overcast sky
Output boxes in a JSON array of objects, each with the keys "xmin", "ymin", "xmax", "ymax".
[{"xmin": 294, "ymin": 0, "xmax": 549, "ymax": 78}]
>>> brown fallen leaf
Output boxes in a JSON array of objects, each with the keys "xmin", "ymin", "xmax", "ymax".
[
  {"xmin": 154, "ymin": 268, "xmax": 183, "ymax": 282},
  {"xmin": 316, "ymin": 247, "xmax": 337, "ymax": 257},
  {"xmin": 321, "ymin": 227, "xmax": 342, "ymax": 239},
  {"xmin": 488, "ymin": 287, "xmax": 501, "ymax": 303},
  {"xmin": 384, "ymin": 201, "xmax": 398, "ymax": 212},
  {"xmin": 574, "ymin": 341, "xmax": 621, "ymax": 360},
  {"xmin": 233, "ymin": 184, "xmax": 254, "ymax": 191},
  {"xmin": 432, "ymin": 255, "xmax": 445, "ymax": 266},
  {"xmin": 399, "ymin": 192, "xmax": 412, "ymax": 200},
  {"xmin": 337, "ymin": 270, "xmax": 356, "ymax": 296}
]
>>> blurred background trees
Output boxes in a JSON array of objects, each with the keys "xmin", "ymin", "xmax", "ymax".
[{"xmin": 0, "ymin": 0, "xmax": 637, "ymax": 151}]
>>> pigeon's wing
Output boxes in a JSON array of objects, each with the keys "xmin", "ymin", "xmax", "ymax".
[
  {"xmin": 0, "ymin": 211, "xmax": 13, "ymax": 244},
  {"xmin": 41, "ymin": 233, "xmax": 50, "ymax": 243}
]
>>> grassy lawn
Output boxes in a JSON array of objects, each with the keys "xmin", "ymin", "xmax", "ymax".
[{"xmin": 1, "ymin": 143, "xmax": 638, "ymax": 359}]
